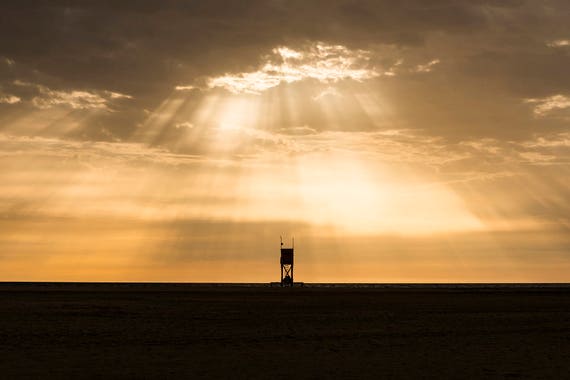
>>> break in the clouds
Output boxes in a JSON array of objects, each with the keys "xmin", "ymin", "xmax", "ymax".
[
  {"xmin": 177, "ymin": 43, "xmax": 440, "ymax": 95},
  {"xmin": 198, "ymin": 44, "xmax": 379, "ymax": 94}
]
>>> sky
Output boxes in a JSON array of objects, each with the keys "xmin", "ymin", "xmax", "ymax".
[{"xmin": 0, "ymin": 0, "xmax": 569, "ymax": 282}]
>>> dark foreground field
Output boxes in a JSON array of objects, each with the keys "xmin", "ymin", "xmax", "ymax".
[{"xmin": 1, "ymin": 283, "xmax": 570, "ymax": 379}]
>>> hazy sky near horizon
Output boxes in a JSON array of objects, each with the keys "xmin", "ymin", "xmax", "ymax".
[{"xmin": 0, "ymin": 0, "xmax": 569, "ymax": 281}]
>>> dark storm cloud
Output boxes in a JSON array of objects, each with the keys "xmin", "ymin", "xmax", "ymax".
[
  {"xmin": 0, "ymin": 0, "xmax": 569, "ymax": 141},
  {"xmin": 0, "ymin": 1, "xmax": 550, "ymax": 91}
]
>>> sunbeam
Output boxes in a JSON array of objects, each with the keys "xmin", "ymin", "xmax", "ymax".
[{"xmin": 0, "ymin": 22, "xmax": 568, "ymax": 282}]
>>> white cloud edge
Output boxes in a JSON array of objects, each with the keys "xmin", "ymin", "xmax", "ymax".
[
  {"xmin": 525, "ymin": 94, "xmax": 570, "ymax": 116},
  {"xmin": 177, "ymin": 43, "xmax": 382, "ymax": 95},
  {"xmin": 12, "ymin": 80, "xmax": 132, "ymax": 110},
  {"xmin": 174, "ymin": 45, "xmax": 442, "ymax": 94},
  {"xmin": 0, "ymin": 94, "xmax": 21, "ymax": 104},
  {"xmin": 547, "ymin": 39, "xmax": 570, "ymax": 47}
]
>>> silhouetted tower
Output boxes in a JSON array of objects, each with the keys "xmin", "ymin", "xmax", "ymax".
[{"xmin": 280, "ymin": 236, "xmax": 294, "ymax": 287}]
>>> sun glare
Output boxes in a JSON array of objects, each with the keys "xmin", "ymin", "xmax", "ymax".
[
  {"xmin": 216, "ymin": 96, "xmax": 259, "ymax": 131},
  {"xmin": 121, "ymin": 43, "xmax": 488, "ymax": 236}
]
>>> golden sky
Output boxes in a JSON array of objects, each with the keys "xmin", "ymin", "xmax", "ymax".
[{"xmin": 0, "ymin": 1, "xmax": 569, "ymax": 282}]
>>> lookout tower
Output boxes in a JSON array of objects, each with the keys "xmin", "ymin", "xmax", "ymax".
[{"xmin": 280, "ymin": 236, "xmax": 294, "ymax": 287}]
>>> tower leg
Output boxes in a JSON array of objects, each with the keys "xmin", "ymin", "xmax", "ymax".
[{"xmin": 291, "ymin": 267, "xmax": 294, "ymax": 286}]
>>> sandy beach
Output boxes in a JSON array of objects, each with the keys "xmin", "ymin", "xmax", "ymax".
[{"xmin": 1, "ymin": 283, "xmax": 569, "ymax": 379}]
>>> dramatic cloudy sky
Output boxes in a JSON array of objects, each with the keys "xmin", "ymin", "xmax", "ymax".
[{"xmin": 0, "ymin": 1, "xmax": 569, "ymax": 281}]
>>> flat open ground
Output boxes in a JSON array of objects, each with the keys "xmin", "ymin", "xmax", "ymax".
[{"xmin": 1, "ymin": 283, "xmax": 569, "ymax": 379}]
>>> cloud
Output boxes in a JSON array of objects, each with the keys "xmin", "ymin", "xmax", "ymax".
[
  {"xmin": 175, "ymin": 122, "xmax": 194, "ymax": 129},
  {"xmin": 519, "ymin": 132, "xmax": 570, "ymax": 148},
  {"xmin": 414, "ymin": 59, "xmax": 440, "ymax": 73},
  {"xmin": 0, "ymin": 94, "xmax": 21, "ymax": 104},
  {"xmin": 0, "ymin": 133, "xmax": 206, "ymax": 167},
  {"xmin": 205, "ymin": 43, "xmax": 380, "ymax": 94},
  {"xmin": 0, "ymin": 2, "xmax": 569, "ymax": 142},
  {"xmin": 525, "ymin": 94, "xmax": 570, "ymax": 116},
  {"xmin": 174, "ymin": 85, "xmax": 196, "ymax": 91},
  {"xmin": 312, "ymin": 86, "xmax": 343, "ymax": 101},
  {"xmin": 13, "ymin": 80, "xmax": 132, "ymax": 111},
  {"xmin": 547, "ymin": 39, "xmax": 570, "ymax": 48},
  {"xmin": 456, "ymin": 134, "xmax": 570, "ymax": 167},
  {"xmin": 276, "ymin": 125, "xmax": 318, "ymax": 136},
  {"xmin": 33, "ymin": 90, "xmax": 109, "ymax": 110},
  {"xmin": 108, "ymin": 91, "xmax": 132, "ymax": 99}
]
